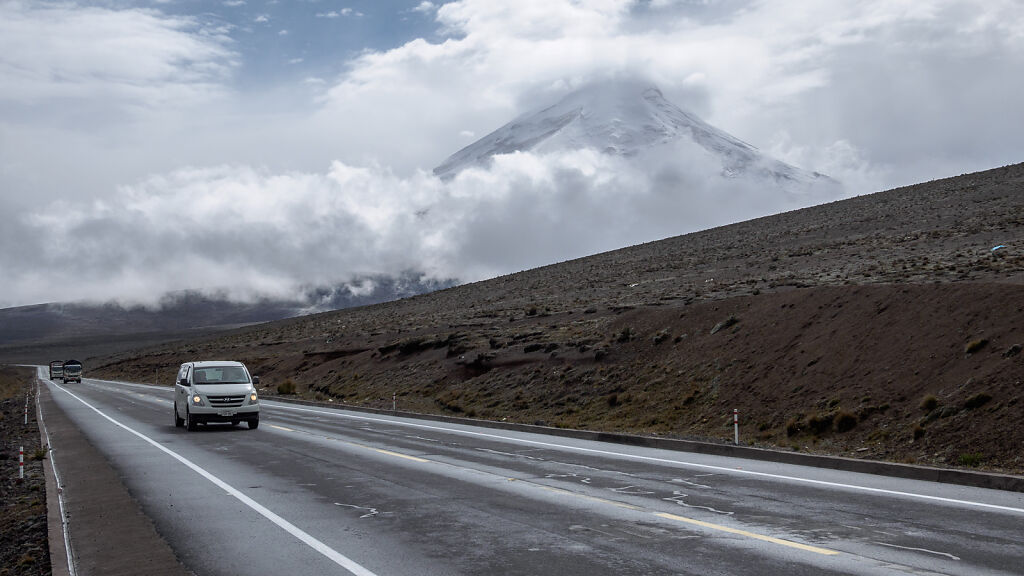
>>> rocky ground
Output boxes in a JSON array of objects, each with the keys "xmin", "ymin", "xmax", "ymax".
[
  {"xmin": 0, "ymin": 366, "xmax": 49, "ymax": 576},
  {"xmin": 91, "ymin": 163, "xmax": 1024, "ymax": 474}
]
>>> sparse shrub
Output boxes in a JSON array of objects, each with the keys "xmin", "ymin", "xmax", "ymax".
[
  {"xmin": 616, "ymin": 327, "xmax": 635, "ymax": 343},
  {"xmin": 964, "ymin": 338, "xmax": 989, "ymax": 354},
  {"xmin": 594, "ymin": 348, "xmax": 608, "ymax": 361},
  {"xmin": 964, "ymin": 392, "xmax": 992, "ymax": 410},
  {"xmin": 785, "ymin": 417, "xmax": 802, "ymax": 437},
  {"xmin": 919, "ymin": 394, "xmax": 938, "ymax": 412},
  {"xmin": 652, "ymin": 329, "xmax": 670, "ymax": 345},
  {"xmin": 807, "ymin": 412, "xmax": 834, "ymax": 435},
  {"xmin": 959, "ymin": 452, "xmax": 985, "ymax": 467},
  {"xmin": 30, "ymin": 448, "xmax": 48, "ymax": 461},
  {"xmin": 607, "ymin": 394, "xmax": 620, "ymax": 407},
  {"xmin": 277, "ymin": 378, "xmax": 296, "ymax": 395},
  {"xmin": 1003, "ymin": 344, "xmax": 1022, "ymax": 358},
  {"xmin": 834, "ymin": 411, "xmax": 857, "ymax": 433},
  {"xmin": 912, "ymin": 423, "xmax": 925, "ymax": 440},
  {"xmin": 526, "ymin": 306, "xmax": 538, "ymax": 316}
]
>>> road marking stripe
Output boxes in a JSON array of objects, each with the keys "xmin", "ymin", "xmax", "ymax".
[
  {"xmin": 265, "ymin": 417, "xmax": 834, "ymax": 554},
  {"xmin": 510, "ymin": 477, "xmax": 834, "ymax": 555},
  {"xmin": 373, "ymin": 448, "xmax": 429, "ymax": 463},
  {"xmin": 49, "ymin": 382, "xmax": 378, "ymax": 576},
  {"xmin": 511, "ymin": 478, "xmax": 643, "ymax": 511},
  {"xmin": 35, "ymin": 370, "xmax": 78, "ymax": 576},
  {"xmin": 269, "ymin": 420, "xmax": 430, "ymax": 463},
  {"xmin": 265, "ymin": 402, "xmax": 1024, "ymax": 515},
  {"xmin": 655, "ymin": 513, "xmax": 839, "ymax": 555}
]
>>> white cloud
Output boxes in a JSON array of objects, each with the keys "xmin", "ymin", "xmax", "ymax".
[
  {"xmin": 2, "ymin": 0, "xmax": 1023, "ymax": 307},
  {"xmin": 8, "ymin": 144, "xmax": 837, "ymax": 307},
  {"xmin": 316, "ymin": 8, "xmax": 360, "ymax": 19},
  {"xmin": 412, "ymin": 2, "xmax": 437, "ymax": 14},
  {"xmin": 316, "ymin": 0, "xmax": 1024, "ymax": 185},
  {"xmin": 0, "ymin": 1, "xmax": 237, "ymax": 108}
]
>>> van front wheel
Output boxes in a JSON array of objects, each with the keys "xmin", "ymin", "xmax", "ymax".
[{"xmin": 247, "ymin": 417, "xmax": 259, "ymax": 430}]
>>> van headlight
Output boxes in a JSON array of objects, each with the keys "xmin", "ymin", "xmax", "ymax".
[
  {"xmin": 191, "ymin": 394, "xmax": 204, "ymax": 405},
  {"xmin": 249, "ymin": 390, "xmax": 258, "ymax": 403}
]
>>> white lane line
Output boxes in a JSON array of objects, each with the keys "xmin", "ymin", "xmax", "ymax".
[
  {"xmin": 35, "ymin": 371, "xmax": 77, "ymax": 576},
  {"xmin": 265, "ymin": 402, "xmax": 1024, "ymax": 515},
  {"xmin": 49, "ymin": 383, "xmax": 378, "ymax": 576},
  {"xmin": 873, "ymin": 542, "xmax": 961, "ymax": 561}
]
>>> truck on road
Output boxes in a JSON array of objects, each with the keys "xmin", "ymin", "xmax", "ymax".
[
  {"xmin": 49, "ymin": 361, "xmax": 64, "ymax": 382},
  {"xmin": 62, "ymin": 360, "xmax": 83, "ymax": 383}
]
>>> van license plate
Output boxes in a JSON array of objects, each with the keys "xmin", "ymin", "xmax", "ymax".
[{"xmin": 218, "ymin": 410, "xmax": 236, "ymax": 417}]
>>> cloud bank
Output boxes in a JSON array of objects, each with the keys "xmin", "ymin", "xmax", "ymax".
[
  {"xmin": 8, "ymin": 142, "xmax": 836, "ymax": 307},
  {"xmin": 2, "ymin": 0, "xmax": 1023, "ymax": 307}
]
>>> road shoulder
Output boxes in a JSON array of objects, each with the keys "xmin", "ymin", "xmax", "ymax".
[{"xmin": 38, "ymin": 381, "xmax": 193, "ymax": 576}]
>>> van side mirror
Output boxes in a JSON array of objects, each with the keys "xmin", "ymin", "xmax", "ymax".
[
  {"xmin": 179, "ymin": 378, "xmax": 189, "ymax": 387},
  {"xmin": 252, "ymin": 376, "xmax": 260, "ymax": 386}
]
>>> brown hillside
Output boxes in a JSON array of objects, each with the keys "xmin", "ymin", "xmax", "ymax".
[{"xmin": 90, "ymin": 163, "xmax": 1024, "ymax": 473}]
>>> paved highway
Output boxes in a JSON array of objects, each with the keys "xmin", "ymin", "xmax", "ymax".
[{"xmin": 39, "ymin": 371, "xmax": 1024, "ymax": 575}]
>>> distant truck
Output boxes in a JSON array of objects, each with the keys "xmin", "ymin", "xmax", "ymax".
[
  {"xmin": 49, "ymin": 361, "xmax": 64, "ymax": 381},
  {"xmin": 62, "ymin": 360, "xmax": 83, "ymax": 383}
]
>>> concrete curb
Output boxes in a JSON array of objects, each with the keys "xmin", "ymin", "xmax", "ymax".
[{"xmin": 268, "ymin": 396, "xmax": 1024, "ymax": 493}]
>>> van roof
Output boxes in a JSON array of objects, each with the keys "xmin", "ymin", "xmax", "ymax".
[{"xmin": 188, "ymin": 361, "xmax": 246, "ymax": 368}]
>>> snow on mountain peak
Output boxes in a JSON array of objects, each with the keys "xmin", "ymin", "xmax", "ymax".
[{"xmin": 433, "ymin": 80, "xmax": 833, "ymax": 190}]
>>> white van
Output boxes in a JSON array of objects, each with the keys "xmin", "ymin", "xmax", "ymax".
[{"xmin": 174, "ymin": 361, "xmax": 260, "ymax": 430}]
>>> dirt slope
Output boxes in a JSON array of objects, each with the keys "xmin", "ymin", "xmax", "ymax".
[{"xmin": 89, "ymin": 163, "xmax": 1024, "ymax": 474}]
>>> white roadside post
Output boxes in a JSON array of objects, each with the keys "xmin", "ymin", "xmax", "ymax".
[
  {"xmin": 19, "ymin": 446, "xmax": 25, "ymax": 480},
  {"xmin": 392, "ymin": 392, "xmax": 397, "ymax": 411},
  {"xmin": 733, "ymin": 409, "xmax": 739, "ymax": 445},
  {"xmin": 24, "ymin": 394, "xmax": 29, "ymax": 425}
]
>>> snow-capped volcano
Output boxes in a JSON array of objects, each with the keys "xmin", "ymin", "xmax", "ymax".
[{"xmin": 433, "ymin": 81, "xmax": 833, "ymax": 189}]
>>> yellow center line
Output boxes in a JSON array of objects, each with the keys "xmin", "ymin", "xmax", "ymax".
[
  {"xmin": 269, "ymin": 424, "xmax": 296, "ymax": 432},
  {"xmin": 372, "ymin": 448, "xmax": 429, "ymax": 463},
  {"xmin": 655, "ymin": 513, "xmax": 839, "ymax": 556}
]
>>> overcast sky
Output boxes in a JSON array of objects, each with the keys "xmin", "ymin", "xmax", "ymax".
[{"xmin": 1, "ymin": 0, "xmax": 1022, "ymax": 308}]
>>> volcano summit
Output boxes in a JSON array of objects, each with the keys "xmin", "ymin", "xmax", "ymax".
[{"xmin": 434, "ymin": 80, "xmax": 836, "ymax": 193}]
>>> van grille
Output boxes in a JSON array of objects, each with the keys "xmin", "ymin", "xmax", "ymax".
[{"xmin": 208, "ymin": 395, "xmax": 245, "ymax": 408}]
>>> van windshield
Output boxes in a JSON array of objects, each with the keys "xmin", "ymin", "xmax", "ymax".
[{"xmin": 193, "ymin": 366, "xmax": 249, "ymax": 384}]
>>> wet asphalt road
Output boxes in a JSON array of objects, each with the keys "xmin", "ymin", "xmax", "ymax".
[{"xmin": 41, "ymin": 373, "xmax": 1024, "ymax": 576}]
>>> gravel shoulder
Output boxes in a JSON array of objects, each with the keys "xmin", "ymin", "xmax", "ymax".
[
  {"xmin": 0, "ymin": 366, "xmax": 49, "ymax": 576},
  {"xmin": 36, "ymin": 380, "xmax": 193, "ymax": 576}
]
